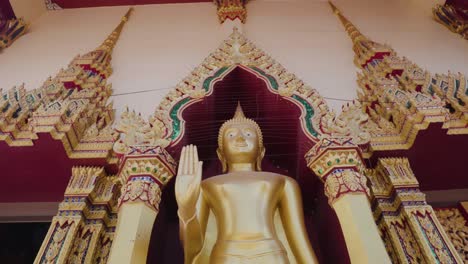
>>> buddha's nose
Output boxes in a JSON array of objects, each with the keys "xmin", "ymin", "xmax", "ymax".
[{"xmin": 235, "ymin": 136, "xmax": 246, "ymax": 143}]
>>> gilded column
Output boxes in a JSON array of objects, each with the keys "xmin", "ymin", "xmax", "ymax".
[
  {"xmin": 306, "ymin": 138, "xmax": 391, "ymax": 263},
  {"xmin": 108, "ymin": 145, "xmax": 176, "ymax": 264},
  {"xmin": 367, "ymin": 158, "xmax": 463, "ymax": 263},
  {"xmin": 35, "ymin": 167, "xmax": 120, "ymax": 264}
]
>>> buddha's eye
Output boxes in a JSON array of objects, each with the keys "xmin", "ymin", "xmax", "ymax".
[
  {"xmin": 228, "ymin": 133, "xmax": 234, "ymax": 138},
  {"xmin": 245, "ymin": 132, "xmax": 251, "ymax": 137}
]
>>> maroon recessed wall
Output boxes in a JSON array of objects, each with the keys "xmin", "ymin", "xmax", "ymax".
[
  {"xmin": 50, "ymin": 0, "xmax": 211, "ymax": 9},
  {"xmin": 0, "ymin": 0, "xmax": 15, "ymax": 20},
  {"xmin": 368, "ymin": 123, "xmax": 468, "ymax": 192},
  {"xmin": 0, "ymin": 133, "xmax": 117, "ymax": 203}
]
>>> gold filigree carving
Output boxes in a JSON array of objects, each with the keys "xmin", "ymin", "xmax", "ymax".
[
  {"xmin": 306, "ymin": 137, "xmax": 370, "ymax": 204},
  {"xmin": 435, "ymin": 208, "xmax": 468, "ymax": 261},
  {"xmin": 116, "ymin": 146, "xmax": 176, "ymax": 212},
  {"xmin": 323, "ymin": 169, "xmax": 369, "ymax": 204},
  {"xmin": 214, "ymin": 0, "xmax": 248, "ymax": 23},
  {"xmin": 119, "ymin": 178, "xmax": 162, "ymax": 211},
  {"xmin": 1, "ymin": 9, "xmax": 132, "ymax": 164},
  {"xmin": 367, "ymin": 157, "xmax": 463, "ymax": 263},
  {"xmin": 35, "ymin": 167, "xmax": 121, "ymax": 264},
  {"xmin": 115, "ymin": 27, "xmax": 340, "ymax": 152}
]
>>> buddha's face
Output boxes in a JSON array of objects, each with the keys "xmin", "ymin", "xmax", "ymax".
[{"xmin": 222, "ymin": 123, "xmax": 260, "ymax": 164}]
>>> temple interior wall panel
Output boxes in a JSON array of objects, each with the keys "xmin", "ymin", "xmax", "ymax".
[{"xmin": 0, "ymin": 0, "xmax": 466, "ymax": 120}]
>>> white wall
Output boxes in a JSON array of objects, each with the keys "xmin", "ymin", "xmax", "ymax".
[
  {"xmin": 0, "ymin": 0, "xmax": 466, "ymax": 119},
  {"xmin": 10, "ymin": 0, "xmax": 47, "ymax": 22}
]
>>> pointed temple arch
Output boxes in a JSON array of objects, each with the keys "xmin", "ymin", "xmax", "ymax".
[{"xmin": 114, "ymin": 27, "xmax": 362, "ymax": 156}]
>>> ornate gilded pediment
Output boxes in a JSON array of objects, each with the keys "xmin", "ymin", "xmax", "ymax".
[{"xmin": 114, "ymin": 27, "xmax": 363, "ymax": 156}]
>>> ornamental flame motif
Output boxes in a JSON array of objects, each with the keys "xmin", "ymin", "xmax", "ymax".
[{"xmin": 214, "ymin": 0, "xmax": 248, "ymax": 23}]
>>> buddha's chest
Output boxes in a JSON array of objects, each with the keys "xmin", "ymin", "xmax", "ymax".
[{"xmin": 201, "ymin": 173, "xmax": 285, "ymax": 208}]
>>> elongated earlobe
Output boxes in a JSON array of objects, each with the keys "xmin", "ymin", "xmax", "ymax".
[
  {"xmin": 217, "ymin": 148, "xmax": 227, "ymax": 173},
  {"xmin": 256, "ymin": 147, "xmax": 265, "ymax": 171}
]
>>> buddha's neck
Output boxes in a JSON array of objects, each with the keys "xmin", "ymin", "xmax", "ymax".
[{"xmin": 228, "ymin": 163, "xmax": 255, "ymax": 173}]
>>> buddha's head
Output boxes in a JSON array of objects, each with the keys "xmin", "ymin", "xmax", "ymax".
[{"xmin": 217, "ymin": 103, "xmax": 265, "ymax": 172}]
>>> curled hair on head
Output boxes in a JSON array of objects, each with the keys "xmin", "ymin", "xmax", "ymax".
[{"xmin": 217, "ymin": 103, "xmax": 264, "ymax": 172}]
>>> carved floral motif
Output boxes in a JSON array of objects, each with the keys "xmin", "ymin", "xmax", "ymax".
[
  {"xmin": 367, "ymin": 157, "xmax": 463, "ymax": 263},
  {"xmin": 116, "ymin": 146, "xmax": 176, "ymax": 212},
  {"xmin": 35, "ymin": 166, "xmax": 120, "ymax": 264},
  {"xmin": 390, "ymin": 218, "xmax": 425, "ymax": 263},
  {"xmin": 41, "ymin": 221, "xmax": 73, "ymax": 264},
  {"xmin": 119, "ymin": 177, "xmax": 162, "ymax": 211},
  {"xmin": 324, "ymin": 169, "xmax": 369, "ymax": 204},
  {"xmin": 305, "ymin": 137, "xmax": 370, "ymax": 204},
  {"xmin": 214, "ymin": 0, "xmax": 248, "ymax": 23},
  {"xmin": 435, "ymin": 208, "xmax": 468, "ymax": 262}
]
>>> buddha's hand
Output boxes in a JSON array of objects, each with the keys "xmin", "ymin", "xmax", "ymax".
[{"xmin": 175, "ymin": 144, "xmax": 203, "ymax": 221}]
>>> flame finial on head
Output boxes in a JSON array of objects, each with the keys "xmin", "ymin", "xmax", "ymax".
[{"xmin": 233, "ymin": 102, "xmax": 246, "ymax": 119}]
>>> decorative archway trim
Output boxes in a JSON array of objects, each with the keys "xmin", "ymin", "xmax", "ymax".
[
  {"xmin": 166, "ymin": 64, "xmax": 320, "ymax": 146},
  {"xmin": 114, "ymin": 28, "xmax": 355, "ymax": 156}
]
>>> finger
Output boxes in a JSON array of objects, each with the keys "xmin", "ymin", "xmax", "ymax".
[
  {"xmin": 194, "ymin": 145, "xmax": 199, "ymax": 164},
  {"xmin": 177, "ymin": 147, "xmax": 185, "ymax": 176},
  {"xmin": 188, "ymin": 145, "xmax": 194, "ymax": 175},
  {"xmin": 183, "ymin": 146, "xmax": 189, "ymax": 175},
  {"xmin": 197, "ymin": 161, "xmax": 203, "ymax": 181}
]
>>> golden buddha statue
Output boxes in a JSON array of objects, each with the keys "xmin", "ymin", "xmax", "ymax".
[{"xmin": 175, "ymin": 104, "xmax": 318, "ymax": 264}]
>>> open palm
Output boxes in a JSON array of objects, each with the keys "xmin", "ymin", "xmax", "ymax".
[{"xmin": 175, "ymin": 144, "xmax": 203, "ymax": 220}]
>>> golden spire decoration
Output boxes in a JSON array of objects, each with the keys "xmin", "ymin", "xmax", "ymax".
[
  {"xmin": 328, "ymin": 2, "xmax": 367, "ymax": 44},
  {"xmin": 97, "ymin": 7, "xmax": 133, "ymax": 52}
]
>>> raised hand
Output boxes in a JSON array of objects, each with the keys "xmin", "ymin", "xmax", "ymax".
[{"xmin": 175, "ymin": 145, "xmax": 203, "ymax": 221}]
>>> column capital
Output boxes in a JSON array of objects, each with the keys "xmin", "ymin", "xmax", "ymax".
[
  {"xmin": 118, "ymin": 145, "xmax": 177, "ymax": 184},
  {"xmin": 306, "ymin": 137, "xmax": 369, "ymax": 204},
  {"xmin": 117, "ymin": 145, "xmax": 177, "ymax": 211},
  {"xmin": 306, "ymin": 137, "xmax": 365, "ymax": 179}
]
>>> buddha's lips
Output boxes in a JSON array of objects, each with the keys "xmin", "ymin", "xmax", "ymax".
[{"xmin": 235, "ymin": 143, "xmax": 248, "ymax": 147}]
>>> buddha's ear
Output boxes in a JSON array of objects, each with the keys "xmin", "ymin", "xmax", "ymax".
[
  {"xmin": 256, "ymin": 146, "xmax": 265, "ymax": 171},
  {"xmin": 217, "ymin": 148, "xmax": 227, "ymax": 173}
]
